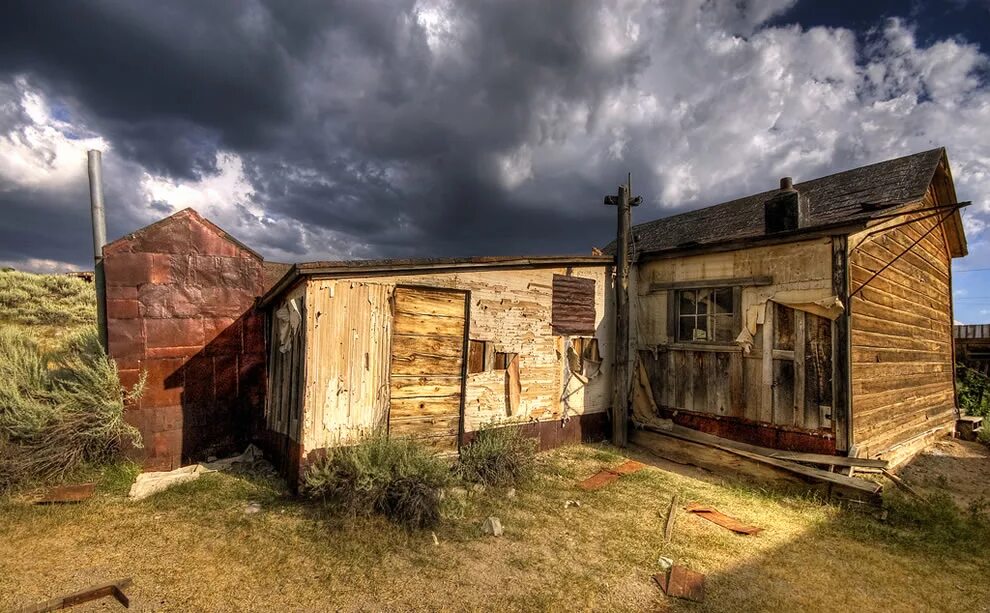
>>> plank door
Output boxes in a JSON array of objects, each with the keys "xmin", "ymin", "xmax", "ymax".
[{"xmin": 388, "ymin": 286, "xmax": 468, "ymax": 452}]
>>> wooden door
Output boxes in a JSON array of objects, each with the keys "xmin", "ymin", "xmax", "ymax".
[
  {"xmin": 769, "ymin": 303, "xmax": 833, "ymax": 431},
  {"xmin": 388, "ymin": 286, "xmax": 468, "ymax": 452}
]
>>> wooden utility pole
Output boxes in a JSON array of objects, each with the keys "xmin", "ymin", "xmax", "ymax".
[{"xmin": 604, "ymin": 174, "xmax": 640, "ymax": 447}]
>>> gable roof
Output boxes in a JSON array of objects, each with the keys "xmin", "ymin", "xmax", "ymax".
[
  {"xmin": 610, "ymin": 148, "xmax": 950, "ymax": 258},
  {"xmin": 103, "ymin": 207, "xmax": 263, "ymax": 260}
]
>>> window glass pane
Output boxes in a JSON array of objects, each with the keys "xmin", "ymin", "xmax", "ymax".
[
  {"xmin": 696, "ymin": 290, "xmax": 709, "ymax": 316},
  {"xmin": 679, "ymin": 290, "xmax": 696, "ymax": 315},
  {"xmin": 714, "ymin": 288, "xmax": 733, "ymax": 315},
  {"xmin": 680, "ymin": 315, "xmax": 708, "ymax": 341},
  {"xmin": 713, "ymin": 314, "xmax": 734, "ymax": 342}
]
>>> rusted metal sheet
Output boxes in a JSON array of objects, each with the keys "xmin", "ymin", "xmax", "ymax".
[
  {"xmin": 654, "ymin": 566, "xmax": 705, "ymax": 602},
  {"xmin": 685, "ymin": 503, "xmax": 762, "ymax": 535},
  {"xmin": 655, "ymin": 407, "xmax": 837, "ymax": 455},
  {"xmin": 576, "ymin": 459, "xmax": 645, "ymax": 490},
  {"xmin": 551, "ymin": 274, "xmax": 596, "ymax": 335},
  {"xmin": 460, "ymin": 410, "xmax": 608, "ymax": 451},
  {"xmin": 34, "ymin": 483, "xmax": 95, "ymax": 504},
  {"xmin": 102, "ymin": 208, "xmax": 266, "ymax": 471}
]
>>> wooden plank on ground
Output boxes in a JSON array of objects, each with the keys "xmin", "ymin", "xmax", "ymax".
[
  {"xmin": 14, "ymin": 578, "xmax": 132, "ymax": 612},
  {"xmin": 632, "ymin": 426, "xmax": 882, "ymax": 503}
]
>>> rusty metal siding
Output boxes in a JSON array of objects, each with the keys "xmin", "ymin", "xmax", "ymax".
[
  {"xmin": 552, "ymin": 274, "xmax": 596, "ymax": 335},
  {"xmin": 103, "ymin": 208, "xmax": 265, "ymax": 471}
]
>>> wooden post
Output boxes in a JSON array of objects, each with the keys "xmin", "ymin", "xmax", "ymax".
[
  {"xmin": 832, "ymin": 235, "xmax": 852, "ymax": 453},
  {"xmin": 605, "ymin": 176, "xmax": 640, "ymax": 447}
]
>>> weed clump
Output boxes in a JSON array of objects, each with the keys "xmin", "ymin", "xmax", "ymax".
[
  {"xmin": 457, "ymin": 423, "xmax": 536, "ymax": 487},
  {"xmin": 0, "ymin": 326, "xmax": 143, "ymax": 492},
  {"xmin": 302, "ymin": 436, "xmax": 452, "ymax": 529},
  {"xmin": 0, "ymin": 270, "xmax": 95, "ymax": 326}
]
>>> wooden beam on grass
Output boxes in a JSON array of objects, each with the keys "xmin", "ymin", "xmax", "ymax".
[{"xmin": 14, "ymin": 577, "xmax": 132, "ymax": 612}]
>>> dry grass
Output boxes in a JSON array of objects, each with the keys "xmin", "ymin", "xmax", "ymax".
[{"xmin": 1, "ymin": 444, "xmax": 988, "ymax": 612}]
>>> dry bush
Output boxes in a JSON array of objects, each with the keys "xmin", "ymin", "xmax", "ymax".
[
  {"xmin": 302, "ymin": 435, "xmax": 452, "ymax": 529},
  {"xmin": 0, "ymin": 326, "xmax": 143, "ymax": 492},
  {"xmin": 456, "ymin": 422, "xmax": 536, "ymax": 487}
]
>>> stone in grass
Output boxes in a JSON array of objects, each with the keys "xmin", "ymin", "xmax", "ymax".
[
  {"xmin": 565, "ymin": 500, "xmax": 581, "ymax": 509},
  {"xmin": 244, "ymin": 501, "xmax": 262, "ymax": 514},
  {"xmin": 482, "ymin": 516, "xmax": 504, "ymax": 537},
  {"xmin": 506, "ymin": 488, "xmax": 516, "ymax": 499}
]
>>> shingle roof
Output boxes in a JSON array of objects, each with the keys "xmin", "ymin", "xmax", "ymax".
[{"xmin": 608, "ymin": 148, "xmax": 945, "ymax": 257}]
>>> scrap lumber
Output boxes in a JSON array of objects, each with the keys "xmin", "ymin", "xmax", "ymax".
[
  {"xmin": 15, "ymin": 578, "xmax": 132, "ymax": 612},
  {"xmin": 34, "ymin": 483, "xmax": 95, "ymax": 505},
  {"xmin": 577, "ymin": 460, "xmax": 645, "ymax": 491},
  {"xmin": 880, "ymin": 468, "xmax": 927, "ymax": 502},
  {"xmin": 663, "ymin": 494, "xmax": 680, "ymax": 542},
  {"xmin": 632, "ymin": 425, "xmax": 882, "ymax": 504},
  {"xmin": 653, "ymin": 566, "xmax": 705, "ymax": 602},
  {"xmin": 684, "ymin": 503, "xmax": 762, "ymax": 535}
]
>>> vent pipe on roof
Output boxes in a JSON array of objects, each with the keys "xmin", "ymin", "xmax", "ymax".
[
  {"xmin": 88, "ymin": 150, "xmax": 108, "ymax": 352},
  {"xmin": 764, "ymin": 176, "xmax": 808, "ymax": 234}
]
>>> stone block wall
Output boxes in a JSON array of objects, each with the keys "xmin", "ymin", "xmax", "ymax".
[{"xmin": 103, "ymin": 208, "xmax": 266, "ymax": 471}]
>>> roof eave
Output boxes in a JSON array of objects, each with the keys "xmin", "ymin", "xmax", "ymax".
[
  {"xmin": 257, "ymin": 255, "xmax": 613, "ymax": 308},
  {"xmin": 633, "ymin": 220, "xmax": 871, "ymax": 262}
]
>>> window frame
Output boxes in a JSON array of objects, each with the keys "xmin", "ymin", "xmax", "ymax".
[{"xmin": 669, "ymin": 286, "xmax": 741, "ymax": 345}]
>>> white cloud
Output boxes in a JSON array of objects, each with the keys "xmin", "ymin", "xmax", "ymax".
[{"xmin": 0, "ymin": 78, "xmax": 109, "ymax": 190}]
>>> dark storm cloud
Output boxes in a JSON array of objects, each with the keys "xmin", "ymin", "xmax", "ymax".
[
  {"xmin": 0, "ymin": 1, "xmax": 296, "ymax": 178},
  {"xmin": 2, "ymin": 0, "xmax": 990, "ymax": 301},
  {"xmin": 0, "ymin": 0, "xmax": 643, "ymax": 262}
]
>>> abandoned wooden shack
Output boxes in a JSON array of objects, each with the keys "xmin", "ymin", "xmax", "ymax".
[
  {"xmin": 101, "ymin": 146, "xmax": 970, "ymax": 486},
  {"xmin": 256, "ymin": 257, "xmax": 614, "ymax": 481},
  {"xmin": 620, "ymin": 147, "xmax": 968, "ymax": 467}
]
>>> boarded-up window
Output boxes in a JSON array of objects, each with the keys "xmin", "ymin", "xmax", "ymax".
[{"xmin": 552, "ymin": 274, "xmax": 596, "ymax": 335}]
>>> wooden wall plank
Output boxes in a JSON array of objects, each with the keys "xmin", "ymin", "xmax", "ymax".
[{"xmin": 849, "ymin": 205, "xmax": 956, "ymax": 457}]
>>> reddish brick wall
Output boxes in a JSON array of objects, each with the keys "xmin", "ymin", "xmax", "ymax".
[{"xmin": 103, "ymin": 208, "xmax": 266, "ymax": 471}]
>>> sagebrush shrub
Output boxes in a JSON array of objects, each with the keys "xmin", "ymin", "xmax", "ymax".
[
  {"xmin": 0, "ymin": 326, "xmax": 143, "ymax": 491},
  {"xmin": 0, "ymin": 270, "xmax": 95, "ymax": 326},
  {"xmin": 457, "ymin": 422, "xmax": 536, "ymax": 487},
  {"xmin": 303, "ymin": 435, "xmax": 451, "ymax": 529}
]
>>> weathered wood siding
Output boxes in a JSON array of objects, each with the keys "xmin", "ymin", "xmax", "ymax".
[
  {"xmin": 299, "ymin": 267, "xmax": 612, "ymax": 455},
  {"xmin": 301, "ymin": 280, "xmax": 393, "ymax": 451},
  {"xmin": 632, "ymin": 239, "xmax": 837, "ymax": 451},
  {"xmin": 849, "ymin": 194, "xmax": 956, "ymax": 457}
]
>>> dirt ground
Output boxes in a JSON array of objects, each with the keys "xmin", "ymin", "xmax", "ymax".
[
  {"xmin": 1, "ymin": 442, "xmax": 989, "ymax": 612},
  {"xmin": 898, "ymin": 438, "xmax": 990, "ymax": 511}
]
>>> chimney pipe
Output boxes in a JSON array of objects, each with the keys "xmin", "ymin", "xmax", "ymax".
[
  {"xmin": 88, "ymin": 150, "xmax": 108, "ymax": 352},
  {"xmin": 780, "ymin": 177, "xmax": 794, "ymax": 190}
]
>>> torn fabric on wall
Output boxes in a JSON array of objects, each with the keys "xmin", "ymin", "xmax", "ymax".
[
  {"xmin": 735, "ymin": 291, "xmax": 843, "ymax": 354},
  {"xmin": 276, "ymin": 297, "xmax": 302, "ymax": 353}
]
